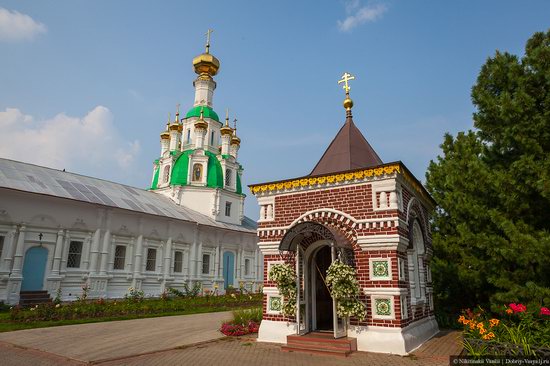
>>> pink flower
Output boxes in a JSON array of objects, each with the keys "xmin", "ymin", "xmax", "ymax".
[
  {"xmin": 509, "ymin": 303, "xmax": 526, "ymax": 313},
  {"xmin": 540, "ymin": 307, "xmax": 550, "ymax": 316}
]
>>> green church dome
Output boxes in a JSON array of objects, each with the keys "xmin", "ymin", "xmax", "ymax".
[
  {"xmin": 185, "ymin": 105, "xmax": 220, "ymax": 122},
  {"xmin": 167, "ymin": 149, "xmax": 223, "ymax": 189}
]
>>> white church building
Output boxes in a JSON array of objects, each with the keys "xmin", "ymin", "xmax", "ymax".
[{"xmin": 0, "ymin": 38, "xmax": 261, "ymax": 305}]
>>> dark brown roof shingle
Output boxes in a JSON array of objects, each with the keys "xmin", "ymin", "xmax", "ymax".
[{"xmin": 309, "ymin": 116, "xmax": 382, "ymax": 176}]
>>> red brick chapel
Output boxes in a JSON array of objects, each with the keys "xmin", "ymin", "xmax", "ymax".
[{"xmin": 249, "ymin": 73, "xmax": 439, "ymax": 355}]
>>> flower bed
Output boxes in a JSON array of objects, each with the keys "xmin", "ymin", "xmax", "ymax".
[
  {"xmin": 459, "ymin": 303, "xmax": 550, "ymax": 357},
  {"xmin": 219, "ymin": 308, "xmax": 261, "ymax": 337}
]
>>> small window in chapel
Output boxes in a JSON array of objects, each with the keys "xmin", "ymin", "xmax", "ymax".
[
  {"xmin": 67, "ymin": 241, "xmax": 83, "ymax": 268},
  {"xmin": 225, "ymin": 202, "xmax": 232, "ymax": 217},
  {"xmin": 163, "ymin": 165, "xmax": 170, "ymax": 183},
  {"xmin": 192, "ymin": 163, "xmax": 203, "ymax": 182},
  {"xmin": 225, "ymin": 169, "xmax": 232, "ymax": 187},
  {"xmin": 146, "ymin": 248, "xmax": 157, "ymax": 271},
  {"xmin": 113, "ymin": 245, "xmax": 126, "ymax": 270},
  {"xmin": 202, "ymin": 254, "xmax": 210, "ymax": 274},
  {"xmin": 174, "ymin": 251, "xmax": 183, "ymax": 273},
  {"xmin": 0, "ymin": 236, "xmax": 4, "ymax": 259}
]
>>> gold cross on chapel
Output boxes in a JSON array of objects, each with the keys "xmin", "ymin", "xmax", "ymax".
[
  {"xmin": 338, "ymin": 72, "xmax": 355, "ymax": 94},
  {"xmin": 205, "ymin": 29, "xmax": 213, "ymax": 52}
]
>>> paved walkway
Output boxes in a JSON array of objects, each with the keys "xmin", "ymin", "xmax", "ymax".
[
  {"xmin": 0, "ymin": 311, "xmax": 233, "ymax": 363},
  {"xmin": 0, "ymin": 312, "xmax": 462, "ymax": 365}
]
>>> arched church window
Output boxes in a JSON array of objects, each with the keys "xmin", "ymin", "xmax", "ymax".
[
  {"xmin": 163, "ymin": 165, "xmax": 170, "ymax": 183},
  {"xmin": 210, "ymin": 131, "xmax": 215, "ymax": 146},
  {"xmin": 225, "ymin": 168, "xmax": 232, "ymax": 187},
  {"xmin": 186, "ymin": 129, "xmax": 191, "ymax": 144},
  {"xmin": 408, "ymin": 219, "xmax": 426, "ymax": 304},
  {"xmin": 192, "ymin": 163, "xmax": 203, "ymax": 182}
]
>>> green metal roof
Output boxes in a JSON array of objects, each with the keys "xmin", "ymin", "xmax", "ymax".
[
  {"xmin": 185, "ymin": 105, "xmax": 220, "ymax": 122},
  {"xmin": 150, "ymin": 167, "xmax": 159, "ymax": 189}
]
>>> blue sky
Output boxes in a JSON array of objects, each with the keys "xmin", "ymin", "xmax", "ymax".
[{"xmin": 1, "ymin": 1, "xmax": 549, "ymax": 219}]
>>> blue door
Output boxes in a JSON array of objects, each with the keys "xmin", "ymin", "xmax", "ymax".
[
  {"xmin": 21, "ymin": 246, "xmax": 48, "ymax": 291},
  {"xmin": 223, "ymin": 251, "xmax": 235, "ymax": 289}
]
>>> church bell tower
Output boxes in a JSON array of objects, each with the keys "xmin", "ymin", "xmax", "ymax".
[{"xmin": 149, "ymin": 31, "xmax": 245, "ymax": 226}]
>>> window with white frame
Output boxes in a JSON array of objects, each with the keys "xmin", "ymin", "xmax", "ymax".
[
  {"xmin": 225, "ymin": 201, "xmax": 232, "ymax": 217},
  {"xmin": 186, "ymin": 129, "xmax": 191, "ymax": 144},
  {"xmin": 244, "ymin": 258, "xmax": 250, "ymax": 276},
  {"xmin": 146, "ymin": 248, "xmax": 157, "ymax": 271},
  {"xmin": 67, "ymin": 241, "xmax": 83, "ymax": 268},
  {"xmin": 225, "ymin": 168, "xmax": 232, "ymax": 187},
  {"xmin": 174, "ymin": 251, "xmax": 183, "ymax": 273},
  {"xmin": 113, "ymin": 245, "xmax": 126, "ymax": 270},
  {"xmin": 202, "ymin": 253, "xmax": 210, "ymax": 274},
  {"xmin": 163, "ymin": 165, "xmax": 170, "ymax": 183}
]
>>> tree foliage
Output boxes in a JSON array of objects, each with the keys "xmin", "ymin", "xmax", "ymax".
[{"xmin": 427, "ymin": 30, "xmax": 550, "ymax": 314}]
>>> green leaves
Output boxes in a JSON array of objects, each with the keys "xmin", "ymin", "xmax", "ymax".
[{"xmin": 427, "ymin": 30, "xmax": 550, "ymax": 314}]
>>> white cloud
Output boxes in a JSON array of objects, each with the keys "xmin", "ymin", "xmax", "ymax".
[
  {"xmin": 0, "ymin": 7, "xmax": 46, "ymax": 42},
  {"xmin": 338, "ymin": 2, "xmax": 387, "ymax": 32},
  {"xmin": 0, "ymin": 106, "xmax": 141, "ymax": 175}
]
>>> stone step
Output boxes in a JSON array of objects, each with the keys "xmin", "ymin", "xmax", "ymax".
[
  {"xmin": 283, "ymin": 332, "xmax": 357, "ymax": 357},
  {"xmin": 281, "ymin": 344, "xmax": 351, "ymax": 357}
]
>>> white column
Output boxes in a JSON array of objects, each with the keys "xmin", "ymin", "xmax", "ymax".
[
  {"xmin": 164, "ymin": 238, "xmax": 173, "ymax": 278},
  {"xmin": 99, "ymin": 230, "xmax": 111, "ymax": 275},
  {"xmin": 60, "ymin": 234, "xmax": 70, "ymax": 273},
  {"xmin": 81, "ymin": 235, "xmax": 91, "ymax": 270},
  {"xmin": 126, "ymin": 238, "xmax": 134, "ymax": 273},
  {"xmin": 1, "ymin": 227, "xmax": 16, "ymax": 272},
  {"xmin": 89, "ymin": 229, "xmax": 101, "ymax": 274},
  {"xmin": 50, "ymin": 229, "xmax": 65, "ymax": 276},
  {"xmin": 190, "ymin": 225, "xmax": 199, "ymax": 280},
  {"xmin": 236, "ymin": 248, "xmax": 242, "ymax": 283},
  {"xmin": 197, "ymin": 241, "xmax": 203, "ymax": 278},
  {"xmin": 133, "ymin": 235, "xmax": 144, "ymax": 277},
  {"xmin": 214, "ymin": 244, "xmax": 220, "ymax": 279},
  {"xmin": 254, "ymin": 249, "xmax": 260, "ymax": 283},
  {"xmin": 219, "ymin": 247, "xmax": 225, "ymax": 284},
  {"xmin": 11, "ymin": 225, "xmax": 26, "ymax": 275}
]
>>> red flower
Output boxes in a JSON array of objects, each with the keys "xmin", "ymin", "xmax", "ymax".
[
  {"xmin": 509, "ymin": 303, "xmax": 526, "ymax": 313},
  {"xmin": 540, "ymin": 307, "xmax": 550, "ymax": 316}
]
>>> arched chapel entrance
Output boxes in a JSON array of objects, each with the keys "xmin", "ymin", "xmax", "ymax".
[{"xmin": 279, "ymin": 222, "xmax": 354, "ymax": 338}]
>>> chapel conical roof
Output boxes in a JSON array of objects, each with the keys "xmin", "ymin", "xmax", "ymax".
[{"xmin": 309, "ymin": 115, "xmax": 382, "ymax": 176}]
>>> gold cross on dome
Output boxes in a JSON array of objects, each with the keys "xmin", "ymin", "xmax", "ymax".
[
  {"xmin": 205, "ymin": 29, "xmax": 214, "ymax": 52},
  {"xmin": 338, "ymin": 72, "xmax": 355, "ymax": 94}
]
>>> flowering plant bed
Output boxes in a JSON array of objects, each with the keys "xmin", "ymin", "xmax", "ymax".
[
  {"xmin": 219, "ymin": 308, "xmax": 261, "ymax": 337},
  {"xmin": 459, "ymin": 303, "xmax": 550, "ymax": 357}
]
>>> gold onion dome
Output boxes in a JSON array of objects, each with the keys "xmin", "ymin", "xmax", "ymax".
[
  {"xmin": 194, "ymin": 108, "xmax": 208, "ymax": 130},
  {"xmin": 220, "ymin": 110, "xmax": 233, "ymax": 136},
  {"xmin": 193, "ymin": 30, "xmax": 219, "ymax": 79},
  {"xmin": 160, "ymin": 118, "xmax": 170, "ymax": 139}
]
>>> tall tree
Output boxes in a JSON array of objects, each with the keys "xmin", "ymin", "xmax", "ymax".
[{"xmin": 427, "ymin": 30, "xmax": 550, "ymax": 313}]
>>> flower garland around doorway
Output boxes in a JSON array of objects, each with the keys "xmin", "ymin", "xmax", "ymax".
[
  {"xmin": 269, "ymin": 263, "xmax": 297, "ymax": 317},
  {"xmin": 326, "ymin": 260, "xmax": 367, "ymax": 320}
]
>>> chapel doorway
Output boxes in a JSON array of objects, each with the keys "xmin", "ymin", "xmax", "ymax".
[
  {"xmin": 312, "ymin": 245, "xmax": 333, "ymax": 331},
  {"xmin": 21, "ymin": 246, "xmax": 48, "ymax": 291}
]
